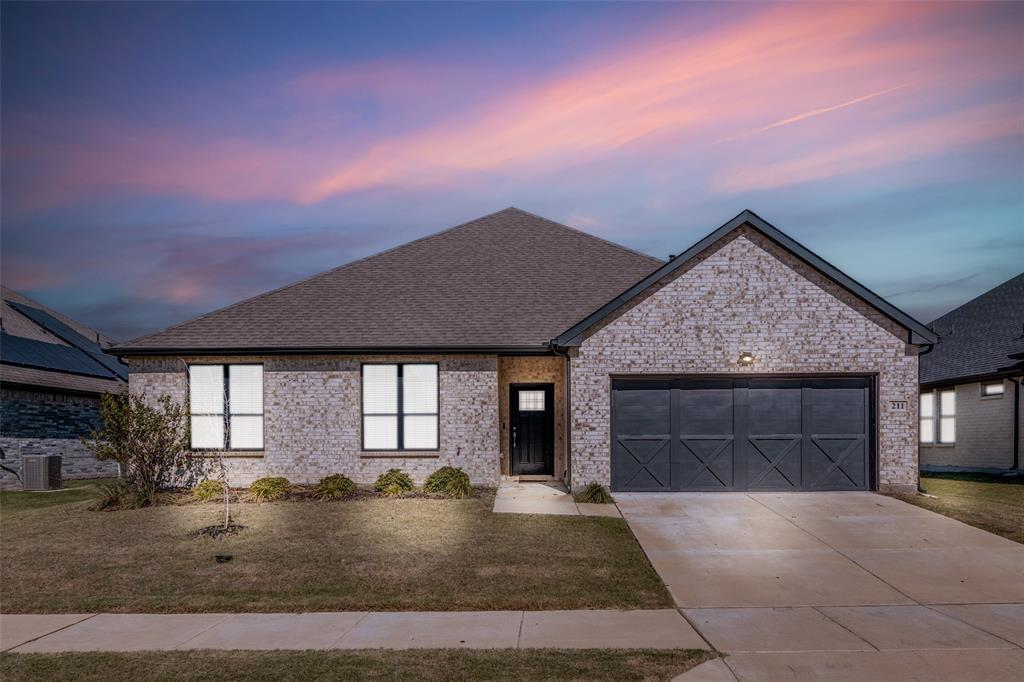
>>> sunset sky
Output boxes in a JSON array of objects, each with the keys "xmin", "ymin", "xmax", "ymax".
[{"xmin": 2, "ymin": 2, "xmax": 1022, "ymax": 340}]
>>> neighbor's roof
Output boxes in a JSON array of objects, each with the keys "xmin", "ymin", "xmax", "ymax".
[
  {"xmin": 113, "ymin": 208, "xmax": 664, "ymax": 353},
  {"xmin": 1, "ymin": 287, "xmax": 127, "ymax": 392},
  {"xmin": 555, "ymin": 210, "xmax": 938, "ymax": 347},
  {"xmin": 920, "ymin": 273, "xmax": 1024, "ymax": 386}
]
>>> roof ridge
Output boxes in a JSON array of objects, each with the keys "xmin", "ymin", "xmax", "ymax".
[
  {"xmin": 116, "ymin": 207, "xmax": 538, "ymax": 348},
  {"xmin": 928, "ymin": 271, "xmax": 1024, "ymax": 327},
  {"xmin": 504, "ymin": 207, "xmax": 663, "ymax": 265}
]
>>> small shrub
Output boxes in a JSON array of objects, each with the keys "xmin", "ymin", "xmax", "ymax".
[
  {"xmin": 373, "ymin": 468, "xmax": 414, "ymax": 494},
  {"xmin": 381, "ymin": 482, "xmax": 405, "ymax": 498},
  {"xmin": 191, "ymin": 479, "xmax": 226, "ymax": 503},
  {"xmin": 423, "ymin": 466, "xmax": 472, "ymax": 498},
  {"xmin": 91, "ymin": 479, "xmax": 152, "ymax": 511},
  {"xmin": 574, "ymin": 482, "xmax": 614, "ymax": 504},
  {"xmin": 314, "ymin": 474, "xmax": 357, "ymax": 501},
  {"xmin": 82, "ymin": 393, "xmax": 192, "ymax": 506},
  {"xmin": 244, "ymin": 476, "xmax": 291, "ymax": 502}
]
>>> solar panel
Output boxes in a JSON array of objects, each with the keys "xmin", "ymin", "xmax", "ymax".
[
  {"xmin": 0, "ymin": 333, "xmax": 116, "ymax": 378},
  {"xmin": 4, "ymin": 300, "xmax": 128, "ymax": 380},
  {"xmin": 5, "ymin": 300, "xmax": 103, "ymax": 352}
]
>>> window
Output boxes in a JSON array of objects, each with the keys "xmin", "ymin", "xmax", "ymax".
[
  {"xmin": 939, "ymin": 389, "xmax": 956, "ymax": 444},
  {"xmin": 518, "ymin": 390, "xmax": 545, "ymax": 411},
  {"xmin": 362, "ymin": 363, "xmax": 438, "ymax": 450},
  {"xmin": 982, "ymin": 381, "xmax": 1005, "ymax": 397},
  {"xmin": 189, "ymin": 364, "xmax": 263, "ymax": 450},
  {"xmin": 919, "ymin": 393, "xmax": 934, "ymax": 444}
]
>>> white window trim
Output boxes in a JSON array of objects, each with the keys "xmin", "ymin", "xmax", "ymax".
[
  {"xmin": 919, "ymin": 392, "xmax": 934, "ymax": 445},
  {"xmin": 981, "ymin": 381, "xmax": 1005, "ymax": 398},
  {"xmin": 938, "ymin": 389, "xmax": 956, "ymax": 445},
  {"xmin": 188, "ymin": 364, "xmax": 265, "ymax": 451}
]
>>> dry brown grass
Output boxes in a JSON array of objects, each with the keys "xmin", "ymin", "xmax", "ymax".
[
  {"xmin": 890, "ymin": 473, "xmax": 1023, "ymax": 544},
  {"xmin": 0, "ymin": 649, "xmax": 715, "ymax": 682},
  {"xmin": 0, "ymin": 491, "xmax": 672, "ymax": 613}
]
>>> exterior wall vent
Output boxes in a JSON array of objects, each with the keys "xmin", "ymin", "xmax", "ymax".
[{"xmin": 22, "ymin": 455, "xmax": 62, "ymax": 491}]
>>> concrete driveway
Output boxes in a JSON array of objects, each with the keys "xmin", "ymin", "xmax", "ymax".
[{"xmin": 618, "ymin": 492, "xmax": 1024, "ymax": 681}]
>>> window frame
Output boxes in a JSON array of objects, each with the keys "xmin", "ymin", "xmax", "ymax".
[
  {"xmin": 360, "ymin": 362, "xmax": 440, "ymax": 452},
  {"xmin": 938, "ymin": 388, "xmax": 956, "ymax": 445},
  {"xmin": 188, "ymin": 363, "xmax": 265, "ymax": 452},
  {"xmin": 919, "ymin": 392, "xmax": 935, "ymax": 445},
  {"xmin": 981, "ymin": 381, "xmax": 1005, "ymax": 398}
]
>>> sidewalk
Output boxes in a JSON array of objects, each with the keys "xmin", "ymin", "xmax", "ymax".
[
  {"xmin": 491, "ymin": 480, "xmax": 621, "ymax": 517},
  {"xmin": 1, "ymin": 609, "xmax": 707, "ymax": 653}
]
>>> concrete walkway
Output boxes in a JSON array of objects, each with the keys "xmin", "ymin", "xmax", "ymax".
[
  {"xmin": 1, "ymin": 609, "xmax": 706, "ymax": 653},
  {"xmin": 491, "ymin": 480, "xmax": 620, "ymax": 517},
  {"xmin": 620, "ymin": 492, "xmax": 1024, "ymax": 681}
]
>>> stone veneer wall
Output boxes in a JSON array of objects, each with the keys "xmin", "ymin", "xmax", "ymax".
[
  {"xmin": 498, "ymin": 356, "xmax": 567, "ymax": 478},
  {"xmin": 569, "ymin": 228, "xmax": 921, "ymax": 493},
  {"xmin": 920, "ymin": 377, "xmax": 1023, "ymax": 471},
  {"xmin": 129, "ymin": 355, "xmax": 500, "ymax": 487},
  {"xmin": 0, "ymin": 387, "xmax": 120, "ymax": 488}
]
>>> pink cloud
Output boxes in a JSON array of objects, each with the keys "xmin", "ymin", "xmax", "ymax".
[{"xmin": 4, "ymin": 2, "xmax": 1018, "ymax": 210}]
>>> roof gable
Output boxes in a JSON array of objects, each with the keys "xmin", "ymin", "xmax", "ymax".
[
  {"xmin": 555, "ymin": 210, "xmax": 937, "ymax": 346},
  {"xmin": 115, "ymin": 208, "xmax": 663, "ymax": 353}
]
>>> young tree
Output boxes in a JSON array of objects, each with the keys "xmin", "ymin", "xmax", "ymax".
[{"xmin": 83, "ymin": 393, "xmax": 192, "ymax": 505}]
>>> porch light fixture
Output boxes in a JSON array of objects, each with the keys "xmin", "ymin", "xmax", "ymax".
[{"xmin": 738, "ymin": 352, "xmax": 755, "ymax": 366}]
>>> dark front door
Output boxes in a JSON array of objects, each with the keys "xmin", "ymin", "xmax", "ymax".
[
  {"xmin": 611, "ymin": 377, "xmax": 872, "ymax": 492},
  {"xmin": 510, "ymin": 383, "xmax": 554, "ymax": 475}
]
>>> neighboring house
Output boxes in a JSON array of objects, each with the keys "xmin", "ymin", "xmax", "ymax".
[
  {"xmin": 919, "ymin": 274, "xmax": 1024, "ymax": 473},
  {"xmin": 0, "ymin": 287, "xmax": 128, "ymax": 487},
  {"xmin": 113, "ymin": 209, "xmax": 936, "ymax": 494}
]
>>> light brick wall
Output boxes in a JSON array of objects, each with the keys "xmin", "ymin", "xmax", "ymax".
[
  {"xmin": 129, "ymin": 354, "xmax": 500, "ymax": 487},
  {"xmin": 498, "ymin": 356, "xmax": 567, "ymax": 477},
  {"xmin": 569, "ymin": 228, "xmax": 920, "ymax": 493},
  {"xmin": 920, "ymin": 377, "xmax": 1021, "ymax": 471}
]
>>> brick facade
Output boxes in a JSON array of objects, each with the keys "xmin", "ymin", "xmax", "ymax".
[
  {"xmin": 568, "ymin": 228, "xmax": 921, "ymax": 493},
  {"xmin": 920, "ymin": 377, "xmax": 1023, "ymax": 471},
  {"xmin": 129, "ymin": 354, "xmax": 500, "ymax": 487},
  {"xmin": 0, "ymin": 387, "xmax": 119, "ymax": 488}
]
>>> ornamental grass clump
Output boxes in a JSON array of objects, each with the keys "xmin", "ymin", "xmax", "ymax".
[
  {"xmin": 574, "ymin": 482, "xmax": 615, "ymax": 504},
  {"xmin": 423, "ymin": 466, "xmax": 472, "ymax": 498},
  {"xmin": 191, "ymin": 479, "xmax": 226, "ymax": 503},
  {"xmin": 244, "ymin": 477, "xmax": 291, "ymax": 503},
  {"xmin": 314, "ymin": 474, "xmax": 358, "ymax": 501},
  {"xmin": 374, "ymin": 468, "xmax": 414, "ymax": 495}
]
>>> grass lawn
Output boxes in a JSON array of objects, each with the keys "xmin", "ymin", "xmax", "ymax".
[
  {"xmin": 1, "ymin": 649, "xmax": 714, "ymax": 682},
  {"xmin": 0, "ymin": 478, "xmax": 116, "ymax": 511},
  {"xmin": 890, "ymin": 472, "xmax": 1023, "ymax": 544},
  {"xmin": 0, "ymin": 487, "xmax": 672, "ymax": 613}
]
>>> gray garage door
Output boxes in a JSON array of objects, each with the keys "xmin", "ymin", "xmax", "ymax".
[{"xmin": 611, "ymin": 378, "xmax": 872, "ymax": 492}]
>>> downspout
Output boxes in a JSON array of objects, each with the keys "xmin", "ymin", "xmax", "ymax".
[
  {"xmin": 914, "ymin": 333, "xmax": 934, "ymax": 493},
  {"xmin": 1012, "ymin": 376, "xmax": 1021, "ymax": 472},
  {"xmin": 549, "ymin": 342, "xmax": 572, "ymax": 490}
]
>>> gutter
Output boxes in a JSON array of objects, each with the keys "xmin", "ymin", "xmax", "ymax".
[
  {"xmin": 548, "ymin": 341, "xmax": 573, "ymax": 491},
  {"xmin": 111, "ymin": 344, "xmax": 557, "ymax": 357}
]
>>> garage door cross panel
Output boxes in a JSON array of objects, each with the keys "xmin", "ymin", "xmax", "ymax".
[{"xmin": 611, "ymin": 377, "xmax": 872, "ymax": 492}]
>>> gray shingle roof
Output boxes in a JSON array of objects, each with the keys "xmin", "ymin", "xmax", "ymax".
[
  {"xmin": 920, "ymin": 273, "xmax": 1024, "ymax": 386},
  {"xmin": 115, "ymin": 208, "xmax": 664, "ymax": 353}
]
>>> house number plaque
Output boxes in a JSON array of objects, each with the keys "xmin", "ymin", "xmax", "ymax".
[{"xmin": 889, "ymin": 400, "xmax": 908, "ymax": 411}]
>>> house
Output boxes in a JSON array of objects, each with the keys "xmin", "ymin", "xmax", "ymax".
[
  {"xmin": 919, "ymin": 274, "xmax": 1024, "ymax": 473},
  {"xmin": 0, "ymin": 287, "xmax": 127, "ymax": 487},
  {"xmin": 112, "ymin": 208, "xmax": 936, "ymax": 493}
]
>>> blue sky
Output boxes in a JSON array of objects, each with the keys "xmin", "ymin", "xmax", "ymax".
[{"xmin": 2, "ymin": 1, "xmax": 1022, "ymax": 340}]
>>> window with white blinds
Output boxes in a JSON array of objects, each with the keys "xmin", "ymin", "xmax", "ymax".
[
  {"xmin": 189, "ymin": 364, "xmax": 264, "ymax": 450},
  {"xmin": 362, "ymin": 363, "xmax": 438, "ymax": 450}
]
